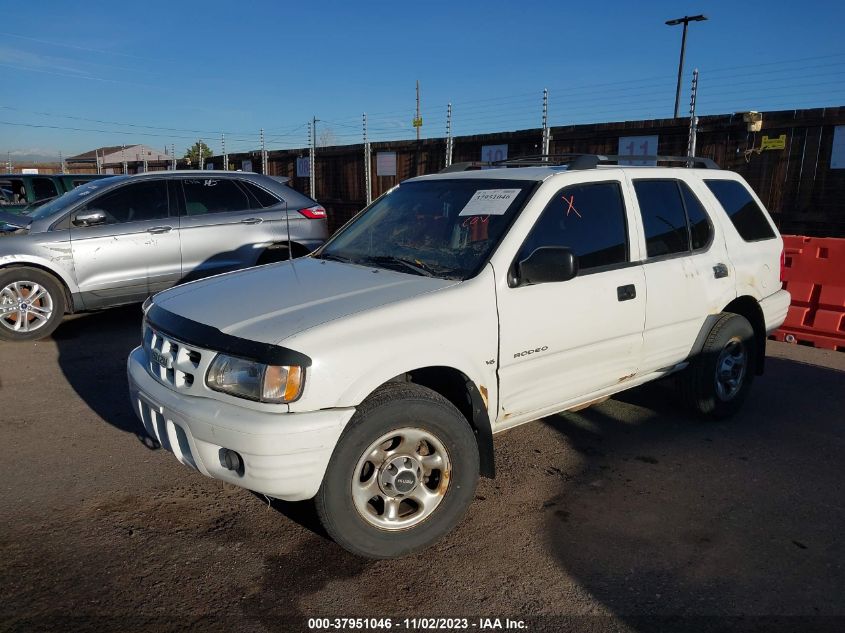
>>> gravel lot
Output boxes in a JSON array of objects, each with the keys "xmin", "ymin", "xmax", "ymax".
[{"xmin": 1, "ymin": 306, "xmax": 843, "ymax": 632}]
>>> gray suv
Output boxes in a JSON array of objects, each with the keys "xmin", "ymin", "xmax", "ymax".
[{"xmin": 0, "ymin": 171, "xmax": 328, "ymax": 341}]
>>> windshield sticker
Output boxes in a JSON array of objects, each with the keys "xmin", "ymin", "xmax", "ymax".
[
  {"xmin": 563, "ymin": 194, "xmax": 581, "ymax": 218},
  {"xmin": 458, "ymin": 189, "xmax": 521, "ymax": 216}
]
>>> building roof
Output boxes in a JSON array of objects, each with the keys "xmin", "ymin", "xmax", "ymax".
[{"xmin": 67, "ymin": 146, "xmax": 128, "ymax": 161}]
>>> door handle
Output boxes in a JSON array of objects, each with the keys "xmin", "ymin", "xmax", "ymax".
[
  {"xmin": 241, "ymin": 217, "xmax": 263, "ymax": 225},
  {"xmin": 148, "ymin": 226, "xmax": 173, "ymax": 234},
  {"xmin": 617, "ymin": 284, "xmax": 637, "ymax": 301},
  {"xmin": 713, "ymin": 263, "xmax": 729, "ymax": 279}
]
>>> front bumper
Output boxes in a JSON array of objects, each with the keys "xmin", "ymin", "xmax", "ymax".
[{"xmin": 127, "ymin": 346, "xmax": 355, "ymax": 501}]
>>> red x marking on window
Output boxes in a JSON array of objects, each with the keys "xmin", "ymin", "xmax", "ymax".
[{"xmin": 563, "ymin": 194, "xmax": 581, "ymax": 218}]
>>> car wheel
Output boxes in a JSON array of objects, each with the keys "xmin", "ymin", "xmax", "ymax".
[
  {"xmin": 0, "ymin": 267, "xmax": 65, "ymax": 342},
  {"xmin": 315, "ymin": 382, "xmax": 479, "ymax": 559},
  {"xmin": 679, "ymin": 312, "xmax": 755, "ymax": 419}
]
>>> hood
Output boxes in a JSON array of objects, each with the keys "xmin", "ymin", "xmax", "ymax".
[
  {"xmin": 151, "ymin": 257, "xmax": 458, "ymax": 345},
  {"xmin": 0, "ymin": 210, "xmax": 31, "ymax": 229}
]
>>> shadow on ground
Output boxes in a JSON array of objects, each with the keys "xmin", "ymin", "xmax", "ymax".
[
  {"xmin": 542, "ymin": 357, "xmax": 844, "ymax": 623},
  {"xmin": 54, "ymin": 304, "xmax": 149, "ymax": 439}
]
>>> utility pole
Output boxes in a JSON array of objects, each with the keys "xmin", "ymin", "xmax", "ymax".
[
  {"xmin": 94, "ymin": 149, "xmax": 101, "ymax": 174},
  {"xmin": 411, "ymin": 80, "xmax": 423, "ymax": 140},
  {"xmin": 541, "ymin": 88, "xmax": 550, "ymax": 158},
  {"xmin": 6, "ymin": 151, "xmax": 11, "ymax": 173},
  {"xmin": 222, "ymin": 133, "xmax": 228, "ymax": 171},
  {"xmin": 445, "ymin": 102, "xmax": 453, "ymax": 168},
  {"xmin": 363, "ymin": 113, "xmax": 372, "ymax": 205},
  {"xmin": 171, "ymin": 143, "xmax": 176, "ymax": 170},
  {"xmin": 121, "ymin": 145, "xmax": 127, "ymax": 174},
  {"xmin": 309, "ymin": 117, "xmax": 318, "ymax": 199},
  {"xmin": 260, "ymin": 128, "xmax": 267, "ymax": 174},
  {"xmin": 666, "ymin": 14, "xmax": 708, "ymax": 118},
  {"xmin": 59, "ymin": 150, "xmax": 65, "ymax": 172},
  {"xmin": 687, "ymin": 68, "xmax": 700, "ymax": 165},
  {"xmin": 142, "ymin": 152, "xmax": 148, "ymax": 173},
  {"xmin": 197, "ymin": 138, "xmax": 204, "ymax": 169}
]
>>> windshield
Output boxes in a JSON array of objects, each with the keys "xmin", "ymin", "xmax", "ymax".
[
  {"xmin": 24, "ymin": 176, "xmax": 126, "ymax": 221},
  {"xmin": 317, "ymin": 178, "xmax": 533, "ymax": 280}
]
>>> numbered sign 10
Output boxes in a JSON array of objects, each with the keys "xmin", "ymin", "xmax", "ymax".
[{"xmin": 481, "ymin": 144, "xmax": 508, "ymax": 164}]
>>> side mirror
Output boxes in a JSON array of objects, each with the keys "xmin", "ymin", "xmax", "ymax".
[
  {"xmin": 517, "ymin": 246, "xmax": 579, "ymax": 286},
  {"xmin": 73, "ymin": 209, "xmax": 107, "ymax": 227}
]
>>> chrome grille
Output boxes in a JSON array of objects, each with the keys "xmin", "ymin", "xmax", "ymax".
[{"xmin": 143, "ymin": 322, "xmax": 207, "ymax": 393}]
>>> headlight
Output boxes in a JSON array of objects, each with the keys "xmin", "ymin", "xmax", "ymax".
[{"xmin": 206, "ymin": 354, "xmax": 304, "ymax": 403}]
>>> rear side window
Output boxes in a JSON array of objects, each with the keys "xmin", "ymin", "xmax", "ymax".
[
  {"xmin": 680, "ymin": 181, "xmax": 712, "ymax": 250},
  {"xmin": 238, "ymin": 180, "xmax": 281, "ymax": 208},
  {"xmin": 633, "ymin": 180, "xmax": 689, "ymax": 257},
  {"xmin": 704, "ymin": 179, "xmax": 775, "ymax": 241},
  {"xmin": 32, "ymin": 178, "xmax": 58, "ymax": 201},
  {"xmin": 519, "ymin": 181, "xmax": 628, "ymax": 271},
  {"xmin": 181, "ymin": 178, "xmax": 249, "ymax": 215}
]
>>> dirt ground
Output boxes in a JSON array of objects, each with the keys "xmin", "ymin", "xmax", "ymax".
[{"xmin": 1, "ymin": 305, "xmax": 843, "ymax": 633}]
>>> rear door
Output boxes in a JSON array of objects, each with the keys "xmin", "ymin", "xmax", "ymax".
[
  {"xmin": 177, "ymin": 177, "xmax": 283, "ymax": 280},
  {"xmin": 628, "ymin": 176, "xmax": 734, "ymax": 373},
  {"xmin": 69, "ymin": 179, "xmax": 181, "ymax": 308}
]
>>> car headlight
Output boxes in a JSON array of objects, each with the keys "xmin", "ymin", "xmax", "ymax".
[{"xmin": 206, "ymin": 354, "xmax": 304, "ymax": 403}]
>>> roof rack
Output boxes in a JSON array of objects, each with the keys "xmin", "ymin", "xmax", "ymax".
[{"xmin": 438, "ymin": 153, "xmax": 720, "ymax": 173}]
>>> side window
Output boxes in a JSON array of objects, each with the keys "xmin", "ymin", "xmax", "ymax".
[
  {"xmin": 633, "ymin": 180, "xmax": 689, "ymax": 257},
  {"xmin": 704, "ymin": 179, "xmax": 776, "ymax": 241},
  {"xmin": 679, "ymin": 181, "xmax": 713, "ymax": 250},
  {"xmin": 32, "ymin": 178, "xmax": 58, "ymax": 201},
  {"xmin": 519, "ymin": 182, "xmax": 628, "ymax": 271},
  {"xmin": 181, "ymin": 178, "xmax": 250, "ymax": 216},
  {"xmin": 83, "ymin": 180, "xmax": 169, "ymax": 224},
  {"xmin": 238, "ymin": 180, "xmax": 281, "ymax": 208}
]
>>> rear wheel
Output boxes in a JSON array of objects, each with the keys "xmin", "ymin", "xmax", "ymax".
[
  {"xmin": 679, "ymin": 312, "xmax": 755, "ymax": 419},
  {"xmin": 315, "ymin": 382, "xmax": 479, "ymax": 559},
  {"xmin": 0, "ymin": 267, "xmax": 65, "ymax": 342}
]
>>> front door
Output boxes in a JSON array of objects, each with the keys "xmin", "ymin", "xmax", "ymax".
[
  {"xmin": 496, "ymin": 179, "xmax": 646, "ymax": 423},
  {"xmin": 70, "ymin": 179, "xmax": 181, "ymax": 308}
]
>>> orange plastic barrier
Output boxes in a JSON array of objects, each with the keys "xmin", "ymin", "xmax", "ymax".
[{"xmin": 771, "ymin": 236, "xmax": 845, "ymax": 351}]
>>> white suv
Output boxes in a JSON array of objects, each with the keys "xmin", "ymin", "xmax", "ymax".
[{"xmin": 127, "ymin": 155, "xmax": 790, "ymax": 559}]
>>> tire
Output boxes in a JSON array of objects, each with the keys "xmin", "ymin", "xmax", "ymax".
[
  {"xmin": 0, "ymin": 267, "xmax": 65, "ymax": 342},
  {"xmin": 315, "ymin": 382, "xmax": 480, "ymax": 559},
  {"xmin": 678, "ymin": 312, "xmax": 755, "ymax": 420}
]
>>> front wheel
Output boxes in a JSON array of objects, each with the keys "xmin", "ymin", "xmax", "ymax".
[
  {"xmin": 315, "ymin": 383, "xmax": 479, "ymax": 559},
  {"xmin": 0, "ymin": 267, "xmax": 65, "ymax": 342},
  {"xmin": 678, "ymin": 312, "xmax": 755, "ymax": 419}
]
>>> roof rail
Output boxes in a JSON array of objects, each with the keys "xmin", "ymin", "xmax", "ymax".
[
  {"xmin": 437, "ymin": 154, "xmax": 720, "ymax": 174},
  {"xmin": 438, "ymin": 161, "xmax": 493, "ymax": 173}
]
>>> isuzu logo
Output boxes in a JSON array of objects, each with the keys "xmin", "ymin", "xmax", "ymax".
[{"xmin": 150, "ymin": 348, "xmax": 173, "ymax": 369}]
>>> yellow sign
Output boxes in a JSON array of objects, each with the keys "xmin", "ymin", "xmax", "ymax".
[
  {"xmin": 412, "ymin": 117, "xmax": 423, "ymax": 128},
  {"xmin": 761, "ymin": 134, "xmax": 786, "ymax": 150}
]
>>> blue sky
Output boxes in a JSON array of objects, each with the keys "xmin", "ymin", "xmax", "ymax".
[{"xmin": 1, "ymin": 0, "xmax": 843, "ymax": 160}]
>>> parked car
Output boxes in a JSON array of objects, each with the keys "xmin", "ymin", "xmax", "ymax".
[
  {"xmin": 0, "ymin": 173, "xmax": 109, "ymax": 214},
  {"xmin": 0, "ymin": 171, "xmax": 327, "ymax": 341},
  {"xmin": 127, "ymin": 155, "xmax": 790, "ymax": 558}
]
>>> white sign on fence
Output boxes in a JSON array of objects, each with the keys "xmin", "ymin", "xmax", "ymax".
[
  {"xmin": 241, "ymin": 159, "xmax": 253, "ymax": 172},
  {"xmin": 21, "ymin": 168, "xmax": 39, "ymax": 174},
  {"xmin": 831, "ymin": 126, "xmax": 845, "ymax": 169},
  {"xmin": 481, "ymin": 144, "xmax": 508, "ymax": 163},
  {"xmin": 377, "ymin": 152, "xmax": 397, "ymax": 176},
  {"xmin": 618, "ymin": 135, "xmax": 659, "ymax": 165},
  {"xmin": 296, "ymin": 157, "xmax": 311, "ymax": 177}
]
